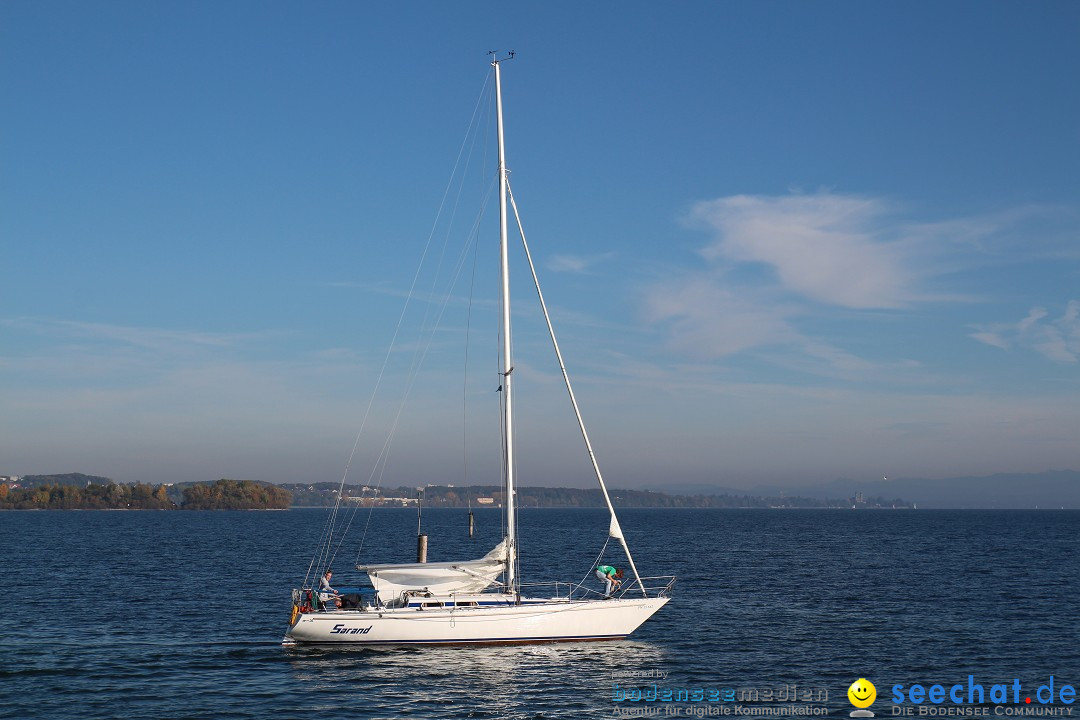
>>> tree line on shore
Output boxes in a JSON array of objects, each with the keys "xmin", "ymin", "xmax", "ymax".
[
  {"xmin": 0, "ymin": 478, "xmax": 291, "ymax": 510},
  {"xmin": 283, "ymin": 482, "xmax": 911, "ymax": 509}
]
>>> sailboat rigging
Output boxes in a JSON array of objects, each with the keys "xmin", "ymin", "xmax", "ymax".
[{"xmin": 283, "ymin": 54, "xmax": 673, "ymax": 646}]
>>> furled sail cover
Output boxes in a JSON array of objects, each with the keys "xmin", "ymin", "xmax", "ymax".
[{"xmin": 358, "ymin": 539, "xmax": 508, "ymax": 600}]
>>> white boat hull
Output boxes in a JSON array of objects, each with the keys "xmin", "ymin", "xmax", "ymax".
[{"xmin": 283, "ymin": 596, "xmax": 670, "ymax": 645}]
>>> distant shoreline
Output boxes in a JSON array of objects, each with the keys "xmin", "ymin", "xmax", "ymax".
[
  {"xmin": 0, "ymin": 477, "xmax": 291, "ymax": 511},
  {"xmin": 5, "ymin": 506, "xmax": 1077, "ymax": 512},
  {"xmin": 12, "ymin": 472, "xmax": 1077, "ymax": 509},
  {"xmin": 0, "ymin": 507, "xmax": 292, "ymax": 512}
]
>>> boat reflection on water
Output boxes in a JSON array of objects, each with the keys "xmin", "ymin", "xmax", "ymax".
[{"xmin": 284, "ymin": 640, "xmax": 669, "ymax": 716}]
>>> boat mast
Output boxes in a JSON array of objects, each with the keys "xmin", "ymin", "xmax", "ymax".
[{"xmin": 493, "ymin": 54, "xmax": 516, "ymax": 593}]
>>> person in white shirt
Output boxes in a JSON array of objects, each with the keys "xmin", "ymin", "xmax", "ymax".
[{"xmin": 318, "ymin": 570, "xmax": 340, "ymax": 607}]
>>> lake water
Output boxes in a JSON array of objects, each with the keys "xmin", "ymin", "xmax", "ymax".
[{"xmin": 1, "ymin": 508, "xmax": 1077, "ymax": 719}]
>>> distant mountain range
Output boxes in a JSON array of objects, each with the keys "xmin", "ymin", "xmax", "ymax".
[{"xmin": 746, "ymin": 470, "xmax": 1080, "ymax": 509}]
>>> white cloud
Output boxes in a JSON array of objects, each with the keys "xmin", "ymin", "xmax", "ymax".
[
  {"xmin": 689, "ymin": 193, "xmax": 914, "ymax": 309},
  {"xmin": 645, "ymin": 191, "xmax": 938, "ymax": 367},
  {"xmin": 970, "ymin": 301, "xmax": 1080, "ymax": 363},
  {"xmin": 2, "ymin": 316, "xmax": 264, "ymax": 355},
  {"xmin": 968, "ymin": 331, "xmax": 1010, "ymax": 350},
  {"xmin": 546, "ymin": 252, "xmax": 615, "ymax": 274},
  {"xmin": 1018, "ymin": 307, "xmax": 1049, "ymax": 333},
  {"xmin": 644, "ymin": 275, "xmax": 797, "ymax": 357},
  {"xmin": 646, "ymin": 191, "xmax": 1059, "ymax": 372}
]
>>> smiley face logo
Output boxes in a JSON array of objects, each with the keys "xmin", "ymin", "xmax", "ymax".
[{"xmin": 848, "ymin": 678, "xmax": 877, "ymax": 709}]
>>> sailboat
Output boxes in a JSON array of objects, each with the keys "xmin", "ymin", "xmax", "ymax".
[{"xmin": 283, "ymin": 54, "xmax": 674, "ymax": 646}]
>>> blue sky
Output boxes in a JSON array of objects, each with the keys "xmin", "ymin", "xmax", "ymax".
[{"xmin": 2, "ymin": 2, "xmax": 1078, "ymax": 489}]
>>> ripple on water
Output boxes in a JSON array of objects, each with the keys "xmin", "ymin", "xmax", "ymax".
[{"xmin": 1, "ymin": 509, "xmax": 1078, "ymax": 718}]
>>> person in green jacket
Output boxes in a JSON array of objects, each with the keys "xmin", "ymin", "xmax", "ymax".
[{"xmin": 595, "ymin": 565, "xmax": 624, "ymax": 598}]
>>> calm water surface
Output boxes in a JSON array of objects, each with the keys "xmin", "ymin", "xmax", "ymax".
[{"xmin": 1, "ymin": 508, "xmax": 1077, "ymax": 719}]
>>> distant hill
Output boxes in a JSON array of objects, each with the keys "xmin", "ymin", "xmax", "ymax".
[
  {"xmin": 639, "ymin": 482, "xmax": 748, "ymax": 496},
  {"xmin": 756, "ymin": 470, "xmax": 1080, "ymax": 509},
  {"xmin": 20, "ymin": 473, "xmax": 114, "ymax": 488},
  {"xmin": 278, "ymin": 482, "xmax": 908, "ymax": 509}
]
